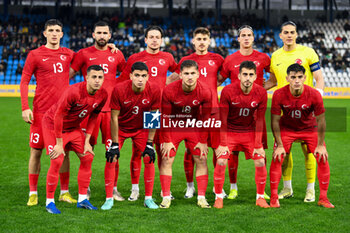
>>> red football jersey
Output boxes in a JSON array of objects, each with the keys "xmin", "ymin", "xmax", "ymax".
[
  {"xmin": 118, "ymin": 50, "xmax": 177, "ymax": 90},
  {"xmin": 110, "ymin": 80, "xmax": 161, "ymax": 132},
  {"xmin": 43, "ymin": 82, "xmax": 108, "ymax": 137},
  {"xmin": 271, "ymin": 85, "xmax": 325, "ymax": 132},
  {"xmin": 161, "ymin": 80, "xmax": 212, "ymax": 142},
  {"xmin": 175, "ymin": 52, "xmax": 224, "ymax": 109},
  {"xmin": 220, "ymin": 82, "xmax": 267, "ymax": 147},
  {"xmin": 20, "ymin": 46, "xmax": 74, "ymax": 113},
  {"xmin": 220, "ymin": 50, "xmax": 270, "ymax": 86},
  {"xmin": 71, "ymin": 46, "xmax": 126, "ymax": 112}
]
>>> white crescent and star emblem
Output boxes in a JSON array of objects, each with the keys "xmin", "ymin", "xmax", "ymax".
[
  {"xmin": 251, "ymin": 101, "xmax": 258, "ymax": 107},
  {"xmin": 159, "ymin": 59, "xmax": 166, "ymax": 65},
  {"xmin": 301, "ymin": 104, "xmax": 308, "ymax": 110},
  {"xmin": 93, "ymin": 103, "xmax": 98, "ymax": 108},
  {"xmin": 142, "ymin": 99, "xmax": 150, "ymax": 104},
  {"xmin": 60, "ymin": 55, "xmax": 67, "ymax": 61},
  {"xmin": 253, "ymin": 61, "xmax": 260, "ymax": 67},
  {"xmin": 208, "ymin": 60, "xmax": 215, "ymax": 66},
  {"xmin": 193, "ymin": 100, "xmax": 200, "ymax": 105},
  {"xmin": 108, "ymin": 56, "xmax": 115, "ymax": 62}
]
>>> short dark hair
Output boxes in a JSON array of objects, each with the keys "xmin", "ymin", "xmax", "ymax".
[
  {"xmin": 193, "ymin": 27, "xmax": 210, "ymax": 37},
  {"xmin": 93, "ymin": 21, "xmax": 111, "ymax": 32},
  {"xmin": 144, "ymin": 25, "xmax": 164, "ymax": 38},
  {"xmin": 239, "ymin": 61, "xmax": 256, "ymax": 73},
  {"xmin": 44, "ymin": 19, "xmax": 63, "ymax": 30},
  {"xmin": 180, "ymin": 60, "xmax": 198, "ymax": 71},
  {"xmin": 238, "ymin": 25, "xmax": 254, "ymax": 37},
  {"xmin": 131, "ymin": 62, "xmax": 148, "ymax": 73},
  {"xmin": 87, "ymin": 65, "xmax": 104, "ymax": 74},
  {"xmin": 287, "ymin": 63, "xmax": 305, "ymax": 74},
  {"xmin": 280, "ymin": 21, "xmax": 297, "ymax": 32}
]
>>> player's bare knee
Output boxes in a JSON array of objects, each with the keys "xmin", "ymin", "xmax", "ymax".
[
  {"xmin": 30, "ymin": 148, "xmax": 42, "ymax": 159},
  {"xmin": 254, "ymin": 158, "xmax": 265, "ymax": 167},
  {"xmin": 217, "ymin": 158, "xmax": 227, "ymax": 166}
]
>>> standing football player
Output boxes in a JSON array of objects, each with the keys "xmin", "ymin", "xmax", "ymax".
[
  {"xmin": 43, "ymin": 65, "xmax": 107, "ymax": 214},
  {"xmin": 269, "ymin": 63, "xmax": 333, "ymax": 208},
  {"xmin": 265, "ymin": 21, "xmax": 325, "ymax": 202},
  {"xmin": 20, "ymin": 19, "xmax": 76, "ymax": 206}
]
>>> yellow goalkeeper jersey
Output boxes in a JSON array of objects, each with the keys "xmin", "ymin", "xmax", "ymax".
[{"xmin": 270, "ymin": 44, "xmax": 320, "ymax": 88}]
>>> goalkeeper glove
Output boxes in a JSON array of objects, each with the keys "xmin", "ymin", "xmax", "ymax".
[
  {"xmin": 142, "ymin": 142, "xmax": 156, "ymax": 163},
  {"xmin": 106, "ymin": 142, "xmax": 120, "ymax": 163}
]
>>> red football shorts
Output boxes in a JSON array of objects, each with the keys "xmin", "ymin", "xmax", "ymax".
[
  {"xmin": 81, "ymin": 111, "xmax": 112, "ymax": 147},
  {"xmin": 42, "ymin": 125, "xmax": 85, "ymax": 155},
  {"xmin": 277, "ymin": 130, "xmax": 321, "ymax": 154},
  {"xmin": 162, "ymin": 130, "xmax": 201, "ymax": 157},
  {"xmin": 118, "ymin": 129, "xmax": 148, "ymax": 152},
  {"xmin": 29, "ymin": 112, "xmax": 45, "ymax": 149},
  {"xmin": 227, "ymin": 131, "xmax": 256, "ymax": 160}
]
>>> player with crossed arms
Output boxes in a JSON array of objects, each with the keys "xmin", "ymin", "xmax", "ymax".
[
  {"xmin": 102, "ymin": 62, "xmax": 161, "ymax": 210},
  {"xmin": 43, "ymin": 65, "xmax": 108, "ymax": 214}
]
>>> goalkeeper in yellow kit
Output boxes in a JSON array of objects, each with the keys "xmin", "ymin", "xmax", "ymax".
[{"xmin": 265, "ymin": 21, "xmax": 325, "ymax": 202}]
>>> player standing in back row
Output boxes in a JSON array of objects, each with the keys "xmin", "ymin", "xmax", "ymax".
[{"xmin": 20, "ymin": 19, "xmax": 76, "ymax": 206}]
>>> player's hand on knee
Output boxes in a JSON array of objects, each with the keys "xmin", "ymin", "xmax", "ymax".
[
  {"xmin": 314, "ymin": 145, "xmax": 328, "ymax": 163},
  {"xmin": 161, "ymin": 142, "xmax": 175, "ymax": 159},
  {"xmin": 195, "ymin": 142, "xmax": 208, "ymax": 160},
  {"xmin": 84, "ymin": 143, "xmax": 95, "ymax": 156},
  {"xmin": 22, "ymin": 109, "xmax": 33, "ymax": 124},
  {"xmin": 142, "ymin": 142, "xmax": 156, "ymax": 163},
  {"xmin": 273, "ymin": 146, "xmax": 285, "ymax": 162},
  {"xmin": 106, "ymin": 142, "xmax": 120, "ymax": 163},
  {"xmin": 50, "ymin": 145, "xmax": 65, "ymax": 159},
  {"xmin": 215, "ymin": 145, "xmax": 229, "ymax": 158},
  {"xmin": 253, "ymin": 147, "xmax": 265, "ymax": 159}
]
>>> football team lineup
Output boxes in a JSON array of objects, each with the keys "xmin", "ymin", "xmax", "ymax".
[{"xmin": 20, "ymin": 19, "xmax": 334, "ymax": 215}]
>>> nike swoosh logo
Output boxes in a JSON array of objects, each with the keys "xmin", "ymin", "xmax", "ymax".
[
  {"xmin": 174, "ymin": 101, "xmax": 182, "ymax": 104},
  {"xmin": 124, "ymin": 101, "xmax": 131, "ymax": 104},
  {"xmin": 283, "ymin": 105, "xmax": 291, "ymax": 107},
  {"xmin": 234, "ymin": 64, "xmax": 240, "ymax": 68},
  {"xmin": 89, "ymin": 58, "xmax": 96, "ymax": 60},
  {"xmin": 271, "ymin": 181, "xmax": 278, "ymax": 184},
  {"xmin": 77, "ymin": 104, "xmax": 84, "ymax": 106},
  {"xmin": 42, "ymin": 58, "xmax": 49, "ymax": 61},
  {"xmin": 232, "ymin": 102, "xmax": 240, "ymax": 105},
  {"xmin": 276, "ymin": 63, "xmax": 282, "ymax": 66}
]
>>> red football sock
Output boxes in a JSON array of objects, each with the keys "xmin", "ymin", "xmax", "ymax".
[
  {"xmin": 59, "ymin": 172, "xmax": 69, "ymax": 191},
  {"xmin": 255, "ymin": 166, "xmax": 267, "ymax": 195},
  {"xmin": 143, "ymin": 156, "xmax": 155, "ymax": 197},
  {"xmin": 160, "ymin": 175, "xmax": 172, "ymax": 197},
  {"xmin": 78, "ymin": 152, "xmax": 93, "ymax": 195},
  {"xmin": 46, "ymin": 154, "xmax": 64, "ymax": 199},
  {"xmin": 105, "ymin": 161, "xmax": 116, "ymax": 198},
  {"xmin": 228, "ymin": 154, "xmax": 239, "ymax": 183},
  {"xmin": 113, "ymin": 160, "xmax": 119, "ymax": 187},
  {"xmin": 214, "ymin": 164, "xmax": 226, "ymax": 194},
  {"xmin": 156, "ymin": 143, "xmax": 162, "ymax": 170},
  {"xmin": 29, "ymin": 173, "xmax": 39, "ymax": 192},
  {"xmin": 183, "ymin": 149, "xmax": 194, "ymax": 183},
  {"xmin": 269, "ymin": 158, "xmax": 283, "ymax": 198},
  {"xmin": 196, "ymin": 175, "xmax": 208, "ymax": 196},
  {"xmin": 130, "ymin": 146, "xmax": 142, "ymax": 185},
  {"xmin": 316, "ymin": 155, "xmax": 330, "ymax": 199}
]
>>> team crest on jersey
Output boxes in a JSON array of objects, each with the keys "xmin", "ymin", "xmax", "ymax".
[
  {"xmin": 295, "ymin": 59, "xmax": 303, "ymax": 65},
  {"xmin": 142, "ymin": 99, "xmax": 150, "ymax": 104},
  {"xmin": 159, "ymin": 59, "xmax": 166, "ymax": 65},
  {"xmin": 208, "ymin": 60, "xmax": 215, "ymax": 66},
  {"xmin": 108, "ymin": 56, "xmax": 115, "ymax": 62},
  {"xmin": 60, "ymin": 55, "xmax": 67, "ymax": 61},
  {"xmin": 251, "ymin": 101, "xmax": 258, "ymax": 107},
  {"xmin": 93, "ymin": 103, "xmax": 98, "ymax": 108},
  {"xmin": 193, "ymin": 100, "xmax": 200, "ymax": 105},
  {"xmin": 253, "ymin": 61, "xmax": 260, "ymax": 67},
  {"xmin": 301, "ymin": 104, "xmax": 309, "ymax": 110}
]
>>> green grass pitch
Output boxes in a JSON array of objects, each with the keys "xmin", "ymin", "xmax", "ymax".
[{"xmin": 0, "ymin": 97, "xmax": 349, "ymax": 233}]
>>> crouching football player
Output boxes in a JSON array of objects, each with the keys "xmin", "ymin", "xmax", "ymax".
[
  {"xmin": 215, "ymin": 61, "xmax": 269, "ymax": 209},
  {"xmin": 270, "ymin": 63, "xmax": 334, "ymax": 208},
  {"xmin": 102, "ymin": 62, "xmax": 161, "ymax": 210},
  {"xmin": 43, "ymin": 65, "xmax": 107, "ymax": 214}
]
